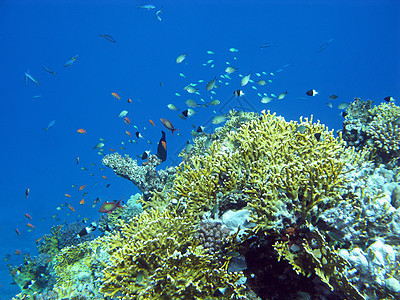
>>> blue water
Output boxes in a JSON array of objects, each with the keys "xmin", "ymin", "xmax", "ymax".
[{"xmin": 0, "ymin": 0, "xmax": 399, "ymax": 298}]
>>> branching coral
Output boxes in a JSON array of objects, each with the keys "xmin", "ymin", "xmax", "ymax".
[
  {"xmin": 164, "ymin": 110, "xmax": 367, "ymax": 298},
  {"xmin": 52, "ymin": 240, "xmax": 105, "ymax": 299},
  {"xmin": 171, "ymin": 110, "xmax": 351, "ymax": 229},
  {"xmin": 274, "ymin": 228, "xmax": 365, "ymax": 299},
  {"xmin": 100, "ymin": 208, "xmax": 247, "ymax": 299}
]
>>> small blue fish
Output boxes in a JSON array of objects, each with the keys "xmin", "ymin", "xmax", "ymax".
[
  {"xmin": 155, "ymin": 8, "xmax": 162, "ymax": 21},
  {"xmin": 24, "ymin": 71, "xmax": 39, "ymax": 85},
  {"xmin": 138, "ymin": 4, "xmax": 155, "ymax": 10},
  {"xmin": 64, "ymin": 55, "xmax": 78, "ymax": 67},
  {"xmin": 45, "ymin": 120, "xmax": 56, "ymax": 131},
  {"xmin": 43, "ymin": 66, "xmax": 56, "ymax": 76}
]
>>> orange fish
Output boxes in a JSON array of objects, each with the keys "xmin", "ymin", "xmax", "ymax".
[
  {"xmin": 127, "ymin": 98, "xmax": 132, "ymax": 103},
  {"xmin": 102, "ymin": 175, "xmax": 108, "ymax": 179},
  {"xmin": 160, "ymin": 118, "xmax": 178, "ymax": 135},
  {"xmin": 149, "ymin": 119, "xmax": 155, "ymax": 127},
  {"xmin": 25, "ymin": 188, "xmax": 30, "ymax": 198},
  {"xmin": 161, "ymin": 140, "xmax": 167, "ymax": 150},
  {"xmin": 68, "ymin": 206, "xmax": 75, "ymax": 212},
  {"xmin": 27, "ymin": 223, "xmax": 35, "ymax": 229},
  {"xmin": 35, "ymin": 237, "xmax": 42, "ymax": 244},
  {"xmin": 78, "ymin": 185, "xmax": 86, "ymax": 191},
  {"xmin": 109, "ymin": 148, "xmax": 115, "ymax": 152},
  {"xmin": 15, "ymin": 228, "xmax": 21, "ymax": 235},
  {"xmin": 24, "ymin": 213, "xmax": 32, "ymax": 220},
  {"xmin": 77, "ymin": 128, "xmax": 86, "ymax": 134},
  {"xmin": 65, "ymin": 194, "xmax": 72, "ymax": 198},
  {"xmin": 126, "ymin": 131, "xmax": 132, "ymax": 137},
  {"xmin": 79, "ymin": 199, "xmax": 85, "ymax": 205},
  {"xmin": 124, "ymin": 117, "xmax": 131, "ymax": 124},
  {"xmin": 111, "ymin": 92, "xmax": 120, "ymax": 100},
  {"xmin": 14, "ymin": 250, "xmax": 21, "ymax": 255}
]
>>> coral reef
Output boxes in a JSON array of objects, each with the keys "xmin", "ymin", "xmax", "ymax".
[
  {"xmin": 98, "ymin": 193, "xmax": 143, "ymax": 233},
  {"xmin": 58, "ymin": 222, "xmax": 95, "ymax": 249},
  {"xmin": 179, "ymin": 110, "xmax": 259, "ymax": 163},
  {"xmin": 100, "ymin": 208, "xmax": 247, "ymax": 299},
  {"xmin": 166, "ymin": 110, "xmax": 387, "ymax": 298},
  {"xmin": 342, "ymin": 99, "xmax": 400, "ymax": 164},
  {"xmin": 11, "ymin": 106, "xmax": 400, "ymax": 300},
  {"xmin": 37, "ymin": 222, "xmax": 94, "ymax": 257},
  {"xmin": 37, "ymin": 225, "xmax": 63, "ymax": 256},
  {"xmin": 52, "ymin": 240, "xmax": 106, "ymax": 299},
  {"xmin": 102, "ymin": 153, "xmax": 176, "ymax": 200},
  {"xmin": 9, "ymin": 253, "xmax": 55, "ymax": 297},
  {"xmin": 366, "ymin": 102, "xmax": 400, "ymax": 163}
]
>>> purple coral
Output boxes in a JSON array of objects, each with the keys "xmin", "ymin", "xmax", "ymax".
[{"xmin": 195, "ymin": 221, "xmax": 230, "ymax": 254}]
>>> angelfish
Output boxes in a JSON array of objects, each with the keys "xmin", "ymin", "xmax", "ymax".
[{"xmin": 99, "ymin": 199, "xmax": 124, "ymax": 213}]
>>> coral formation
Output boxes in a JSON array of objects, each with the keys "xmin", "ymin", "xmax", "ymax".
[
  {"xmin": 165, "ymin": 110, "xmax": 376, "ymax": 298},
  {"xmin": 342, "ymin": 99, "xmax": 400, "ymax": 164},
  {"xmin": 9, "ymin": 253, "xmax": 55, "ymax": 297},
  {"xmin": 52, "ymin": 240, "xmax": 106, "ymax": 299},
  {"xmin": 11, "ymin": 105, "xmax": 400, "ymax": 300},
  {"xmin": 102, "ymin": 153, "xmax": 176, "ymax": 200},
  {"xmin": 100, "ymin": 208, "xmax": 247, "ymax": 299},
  {"xmin": 195, "ymin": 221, "xmax": 230, "ymax": 254},
  {"xmin": 37, "ymin": 224, "xmax": 63, "ymax": 256},
  {"xmin": 366, "ymin": 102, "xmax": 400, "ymax": 163},
  {"xmin": 98, "ymin": 193, "xmax": 144, "ymax": 233}
]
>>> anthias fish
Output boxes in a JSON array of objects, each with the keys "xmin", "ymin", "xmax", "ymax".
[
  {"xmin": 160, "ymin": 118, "xmax": 178, "ymax": 134},
  {"xmin": 99, "ymin": 199, "xmax": 124, "ymax": 213}
]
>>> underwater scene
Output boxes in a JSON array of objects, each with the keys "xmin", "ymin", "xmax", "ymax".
[{"xmin": 1, "ymin": 0, "xmax": 400, "ymax": 299}]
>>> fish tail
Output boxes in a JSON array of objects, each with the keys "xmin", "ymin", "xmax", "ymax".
[{"xmin": 172, "ymin": 128, "xmax": 179, "ymax": 135}]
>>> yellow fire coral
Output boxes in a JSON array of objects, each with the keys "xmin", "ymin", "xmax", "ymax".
[
  {"xmin": 274, "ymin": 228, "xmax": 365, "ymax": 299},
  {"xmin": 165, "ymin": 110, "xmax": 364, "ymax": 298},
  {"xmin": 100, "ymin": 208, "xmax": 246, "ymax": 299},
  {"xmin": 52, "ymin": 241, "xmax": 105, "ymax": 299},
  {"xmin": 171, "ymin": 110, "xmax": 351, "ymax": 229}
]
